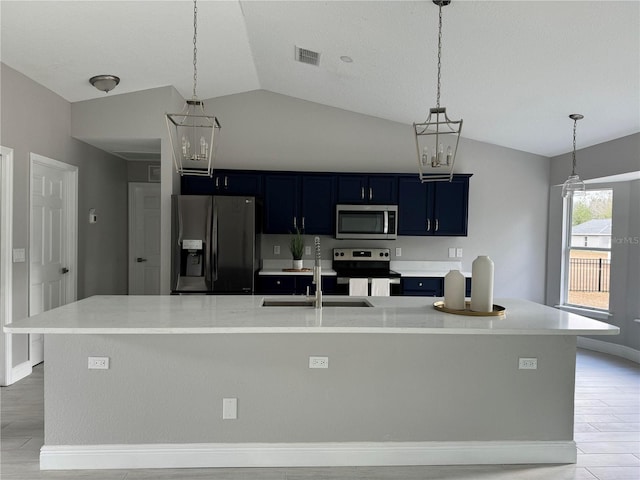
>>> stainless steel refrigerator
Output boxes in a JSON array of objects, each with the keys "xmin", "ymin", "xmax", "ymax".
[{"xmin": 171, "ymin": 195, "xmax": 260, "ymax": 294}]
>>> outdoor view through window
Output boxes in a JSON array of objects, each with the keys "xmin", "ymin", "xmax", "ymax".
[{"xmin": 567, "ymin": 189, "xmax": 613, "ymax": 310}]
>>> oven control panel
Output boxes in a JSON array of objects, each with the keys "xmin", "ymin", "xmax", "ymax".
[{"xmin": 333, "ymin": 248, "xmax": 391, "ymax": 261}]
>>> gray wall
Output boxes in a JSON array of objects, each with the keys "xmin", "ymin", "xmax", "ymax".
[
  {"xmin": 127, "ymin": 161, "xmax": 161, "ymax": 183},
  {"xmin": 546, "ymin": 131, "xmax": 640, "ymax": 352},
  {"xmin": 45, "ymin": 333, "xmax": 576, "ymax": 445},
  {"xmin": 0, "ymin": 63, "xmax": 128, "ymax": 369},
  {"xmin": 72, "ymin": 89, "xmax": 550, "ymax": 301}
]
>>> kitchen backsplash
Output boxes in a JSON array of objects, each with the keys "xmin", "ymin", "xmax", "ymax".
[{"xmin": 260, "ymin": 234, "xmax": 470, "ymax": 267}]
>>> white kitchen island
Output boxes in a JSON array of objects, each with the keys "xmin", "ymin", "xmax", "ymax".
[{"xmin": 5, "ymin": 295, "xmax": 619, "ymax": 471}]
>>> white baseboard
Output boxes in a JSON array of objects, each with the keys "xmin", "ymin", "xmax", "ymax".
[
  {"xmin": 578, "ymin": 337, "xmax": 640, "ymax": 364},
  {"xmin": 40, "ymin": 441, "xmax": 577, "ymax": 470},
  {"xmin": 6, "ymin": 360, "xmax": 32, "ymax": 386}
]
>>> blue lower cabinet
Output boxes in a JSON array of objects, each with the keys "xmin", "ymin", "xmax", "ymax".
[
  {"xmin": 401, "ymin": 277, "xmax": 443, "ymax": 297},
  {"xmin": 258, "ymin": 275, "xmax": 338, "ymax": 295}
]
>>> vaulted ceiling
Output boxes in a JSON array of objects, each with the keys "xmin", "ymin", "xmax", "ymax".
[{"xmin": 1, "ymin": 1, "xmax": 638, "ymax": 157}]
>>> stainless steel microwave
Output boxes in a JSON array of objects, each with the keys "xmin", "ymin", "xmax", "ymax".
[{"xmin": 335, "ymin": 204, "xmax": 398, "ymax": 240}]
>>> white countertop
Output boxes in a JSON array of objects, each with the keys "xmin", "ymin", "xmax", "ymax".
[{"xmin": 4, "ymin": 295, "xmax": 620, "ymax": 336}]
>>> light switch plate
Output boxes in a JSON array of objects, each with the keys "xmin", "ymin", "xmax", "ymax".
[
  {"xmin": 456, "ymin": 248, "xmax": 463, "ymax": 258},
  {"xmin": 274, "ymin": 245, "xmax": 280, "ymax": 255},
  {"xmin": 305, "ymin": 246, "xmax": 311, "ymax": 256},
  {"xmin": 448, "ymin": 248, "xmax": 455, "ymax": 258},
  {"xmin": 223, "ymin": 398, "xmax": 238, "ymax": 419},
  {"xmin": 395, "ymin": 248, "xmax": 402, "ymax": 257}
]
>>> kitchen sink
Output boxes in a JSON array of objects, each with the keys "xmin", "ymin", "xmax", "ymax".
[{"xmin": 261, "ymin": 298, "xmax": 372, "ymax": 308}]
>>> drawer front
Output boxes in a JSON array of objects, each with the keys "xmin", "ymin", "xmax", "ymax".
[
  {"xmin": 402, "ymin": 277, "xmax": 443, "ymax": 296},
  {"xmin": 259, "ymin": 276, "xmax": 296, "ymax": 294}
]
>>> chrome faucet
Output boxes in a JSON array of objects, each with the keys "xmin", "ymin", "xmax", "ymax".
[{"xmin": 313, "ymin": 236, "xmax": 322, "ymax": 309}]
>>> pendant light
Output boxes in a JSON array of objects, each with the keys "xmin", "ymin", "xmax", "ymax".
[
  {"xmin": 166, "ymin": 0, "xmax": 221, "ymax": 177},
  {"xmin": 562, "ymin": 114, "xmax": 586, "ymax": 198},
  {"xmin": 413, "ymin": 0, "xmax": 463, "ymax": 183}
]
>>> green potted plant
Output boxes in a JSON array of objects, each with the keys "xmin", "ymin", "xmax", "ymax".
[{"xmin": 290, "ymin": 227, "xmax": 304, "ymax": 270}]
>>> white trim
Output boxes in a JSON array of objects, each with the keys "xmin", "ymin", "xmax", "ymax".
[
  {"xmin": 0, "ymin": 146, "xmax": 18, "ymax": 385},
  {"xmin": 578, "ymin": 337, "xmax": 640, "ymax": 364},
  {"xmin": 39, "ymin": 441, "xmax": 577, "ymax": 470}
]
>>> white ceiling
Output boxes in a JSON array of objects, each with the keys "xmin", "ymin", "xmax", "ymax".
[{"xmin": 1, "ymin": 0, "xmax": 638, "ymax": 157}]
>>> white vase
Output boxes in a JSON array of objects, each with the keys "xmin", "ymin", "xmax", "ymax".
[
  {"xmin": 292, "ymin": 259, "xmax": 303, "ymax": 270},
  {"xmin": 444, "ymin": 270, "xmax": 466, "ymax": 310},
  {"xmin": 470, "ymin": 255, "xmax": 494, "ymax": 313}
]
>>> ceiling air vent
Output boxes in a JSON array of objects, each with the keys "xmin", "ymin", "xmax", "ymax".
[{"xmin": 295, "ymin": 46, "xmax": 320, "ymax": 66}]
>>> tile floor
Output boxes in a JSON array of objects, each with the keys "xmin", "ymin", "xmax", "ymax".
[{"xmin": 1, "ymin": 348, "xmax": 638, "ymax": 479}]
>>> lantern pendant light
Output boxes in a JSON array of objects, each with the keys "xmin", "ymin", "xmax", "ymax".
[
  {"xmin": 413, "ymin": 0, "xmax": 463, "ymax": 183},
  {"xmin": 562, "ymin": 114, "xmax": 586, "ymax": 198},
  {"xmin": 166, "ymin": 0, "xmax": 221, "ymax": 177}
]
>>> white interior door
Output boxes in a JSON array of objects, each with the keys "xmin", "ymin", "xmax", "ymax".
[
  {"xmin": 30, "ymin": 154, "xmax": 77, "ymax": 366},
  {"xmin": 128, "ymin": 183, "xmax": 161, "ymax": 295}
]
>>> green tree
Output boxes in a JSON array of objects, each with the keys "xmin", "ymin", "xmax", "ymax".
[{"xmin": 572, "ymin": 202, "xmax": 592, "ymax": 225}]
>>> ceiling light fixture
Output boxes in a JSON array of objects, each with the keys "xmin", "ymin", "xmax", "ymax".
[
  {"xmin": 89, "ymin": 75, "xmax": 120, "ymax": 93},
  {"xmin": 413, "ymin": 0, "xmax": 462, "ymax": 183},
  {"xmin": 166, "ymin": 0, "xmax": 221, "ymax": 177},
  {"xmin": 562, "ymin": 114, "xmax": 586, "ymax": 198}
]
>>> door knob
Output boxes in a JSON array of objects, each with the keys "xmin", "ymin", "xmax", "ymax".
[
  {"xmin": 136, "ymin": 258, "xmax": 147, "ymax": 263},
  {"xmin": 61, "ymin": 267, "xmax": 69, "ymax": 274}
]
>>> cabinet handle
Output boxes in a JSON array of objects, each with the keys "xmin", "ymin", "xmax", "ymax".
[
  {"xmin": 435, "ymin": 219, "xmax": 439, "ymax": 232},
  {"xmin": 426, "ymin": 219, "xmax": 431, "ymax": 231},
  {"xmin": 369, "ymin": 187, "xmax": 373, "ymax": 201},
  {"xmin": 361, "ymin": 187, "xmax": 365, "ymax": 200},
  {"xmin": 302, "ymin": 217, "xmax": 305, "ymax": 230},
  {"xmin": 418, "ymin": 282, "xmax": 423, "ymax": 287},
  {"xmin": 293, "ymin": 217, "xmax": 297, "ymax": 229},
  {"xmin": 215, "ymin": 177, "xmax": 219, "ymax": 188},
  {"xmin": 276, "ymin": 280, "xmax": 281, "ymax": 285},
  {"xmin": 224, "ymin": 176, "xmax": 228, "ymax": 188}
]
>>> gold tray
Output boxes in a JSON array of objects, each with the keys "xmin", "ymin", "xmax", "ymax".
[{"xmin": 433, "ymin": 301, "xmax": 506, "ymax": 317}]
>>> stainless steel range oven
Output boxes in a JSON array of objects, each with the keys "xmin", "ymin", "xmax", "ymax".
[{"xmin": 332, "ymin": 248, "xmax": 401, "ymax": 295}]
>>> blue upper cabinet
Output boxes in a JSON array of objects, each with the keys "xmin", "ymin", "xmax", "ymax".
[
  {"xmin": 264, "ymin": 174, "xmax": 300, "ymax": 234},
  {"xmin": 214, "ymin": 170, "xmax": 263, "ymax": 196},
  {"xmin": 300, "ymin": 175, "xmax": 336, "ymax": 235},
  {"xmin": 337, "ymin": 175, "xmax": 397, "ymax": 204},
  {"xmin": 263, "ymin": 173, "xmax": 337, "ymax": 234},
  {"xmin": 397, "ymin": 175, "xmax": 470, "ymax": 236},
  {"xmin": 181, "ymin": 170, "xmax": 262, "ymax": 196}
]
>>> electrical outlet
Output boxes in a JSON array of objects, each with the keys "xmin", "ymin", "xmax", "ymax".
[
  {"xmin": 305, "ymin": 246, "xmax": 311, "ymax": 256},
  {"xmin": 274, "ymin": 245, "xmax": 280, "ymax": 255},
  {"xmin": 448, "ymin": 247, "xmax": 455, "ymax": 258},
  {"xmin": 456, "ymin": 248, "xmax": 463, "ymax": 258},
  {"xmin": 222, "ymin": 398, "xmax": 238, "ymax": 419},
  {"xmin": 395, "ymin": 248, "xmax": 402, "ymax": 257},
  {"xmin": 309, "ymin": 356, "xmax": 329, "ymax": 369},
  {"xmin": 519, "ymin": 357, "xmax": 538, "ymax": 370},
  {"xmin": 88, "ymin": 357, "xmax": 109, "ymax": 370}
]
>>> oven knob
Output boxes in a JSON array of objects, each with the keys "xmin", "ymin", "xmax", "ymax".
[
  {"xmin": 335, "ymin": 252, "xmax": 339, "ymax": 257},
  {"xmin": 379, "ymin": 252, "xmax": 383, "ymax": 257},
  {"xmin": 340, "ymin": 252, "xmax": 345, "ymax": 256},
  {"xmin": 385, "ymin": 252, "xmax": 389, "ymax": 257}
]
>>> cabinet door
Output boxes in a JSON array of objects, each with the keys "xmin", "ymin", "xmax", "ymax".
[
  {"xmin": 337, "ymin": 175, "xmax": 367, "ymax": 204},
  {"xmin": 180, "ymin": 176, "xmax": 216, "ymax": 195},
  {"xmin": 397, "ymin": 176, "xmax": 432, "ymax": 236},
  {"xmin": 402, "ymin": 277, "xmax": 443, "ymax": 296},
  {"xmin": 259, "ymin": 276, "xmax": 296, "ymax": 294},
  {"xmin": 300, "ymin": 175, "xmax": 336, "ymax": 234},
  {"xmin": 215, "ymin": 170, "xmax": 263, "ymax": 196},
  {"xmin": 367, "ymin": 176, "xmax": 397, "ymax": 204},
  {"xmin": 433, "ymin": 176, "xmax": 469, "ymax": 236},
  {"xmin": 264, "ymin": 175, "xmax": 300, "ymax": 234}
]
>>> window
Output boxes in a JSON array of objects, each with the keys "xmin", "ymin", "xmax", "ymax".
[{"xmin": 564, "ymin": 189, "xmax": 613, "ymax": 311}]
